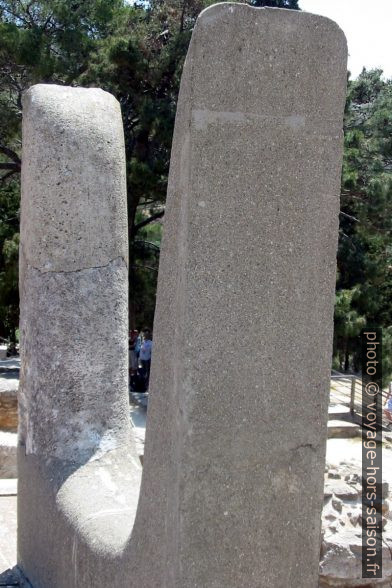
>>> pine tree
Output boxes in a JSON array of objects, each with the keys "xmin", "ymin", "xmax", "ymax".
[{"xmin": 335, "ymin": 69, "xmax": 392, "ymax": 377}]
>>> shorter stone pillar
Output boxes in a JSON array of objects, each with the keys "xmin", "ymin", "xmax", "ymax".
[{"xmin": 18, "ymin": 85, "xmax": 141, "ymax": 587}]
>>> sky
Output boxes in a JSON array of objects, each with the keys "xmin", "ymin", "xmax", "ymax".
[{"xmin": 299, "ymin": 0, "xmax": 392, "ymax": 79}]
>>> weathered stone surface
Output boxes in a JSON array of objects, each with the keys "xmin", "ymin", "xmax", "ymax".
[
  {"xmin": 20, "ymin": 86, "xmax": 128, "ymax": 274},
  {"xmin": 19, "ymin": 259, "xmax": 130, "ymax": 461},
  {"xmin": 140, "ymin": 4, "xmax": 347, "ymax": 587},
  {"xmin": 18, "ymin": 84, "xmax": 141, "ymax": 587},
  {"xmin": 328, "ymin": 470, "xmax": 341, "ymax": 479}
]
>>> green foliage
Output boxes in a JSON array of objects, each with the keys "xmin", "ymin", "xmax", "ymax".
[
  {"xmin": 0, "ymin": 0, "xmax": 124, "ymax": 341},
  {"xmin": 130, "ymin": 212, "xmax": 162, "ymax": 329},
  {"xmin": 1, "ymin": 0, "xmax": 390, "ymax": 384},
  {"xmin": 0, "ymin": 231, "xmax": 19, "ymax": 342},
  {"xmin": 333, "ymin": 287, "xmax": 366, "ymax": 372},
  {"xmin": 382, "ymin": 327, "xmax": 392, "ymax": 382},
  {"xmin": 336, "ymin": 69, "xmax": 392, "ymax": 379},
  {"xmin": 0, "ymin": 177, "xmax": 19, "ymax": 341},
  {"xmin": 335, "ymin": 288, "xmax": 366, "ymax": 339},
  {"xmin": 0, "ymin": 1, "xmax": 124, "ymax": 83}
]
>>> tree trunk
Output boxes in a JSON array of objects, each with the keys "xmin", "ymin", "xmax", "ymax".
[{"xmin": 344, "ymin": 338, "xmax": 350, "ymax": 372}]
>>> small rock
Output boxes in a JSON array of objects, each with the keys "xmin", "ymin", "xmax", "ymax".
[
  {"xmin": 345, "ymin": 473, "xmax": 361, "ymax": 485},
  {"xmin": 332, "ymin": 497, "xmax": 342, "ymax": 513},
  {"xmin": 320, "ymin": 540, "xmax": 327, "ymax": 558},
  {"xmin": 328, "ymin": 470, "xmax": 341, "ymax": 479},
  {"xmin": 347, "ymin": 511, "xmax": 361, "ymax": 527},
  {"xmin": 332, "ymin": 483, "xmax": 359, "ymax": 501}
]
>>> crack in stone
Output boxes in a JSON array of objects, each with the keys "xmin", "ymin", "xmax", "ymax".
[{"xmin": 25, "ymin": 255, "xmax": 127, "ymax": 275}]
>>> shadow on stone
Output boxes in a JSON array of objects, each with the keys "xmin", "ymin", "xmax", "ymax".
[{"xmin": 0, "ymin": 566, "xmax": 32, "ymax": 587}]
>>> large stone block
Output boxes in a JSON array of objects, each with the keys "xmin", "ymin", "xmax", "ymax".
[{"xmin": 141, "ymin": 4, "xmax": 347, "ymax": 587}]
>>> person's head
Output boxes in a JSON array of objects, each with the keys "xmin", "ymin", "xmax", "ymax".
[
  {"xmin": 129, "ymin": 329, "xmax": 138, "ymax": 341},
  {"xmin": 143, "ymin": 328, "xmax": 152, "ymax": 340}
]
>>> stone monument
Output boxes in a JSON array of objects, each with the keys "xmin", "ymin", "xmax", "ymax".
[
  {"xmin": 18, "ymin": 4, "xmax": 347, "ymax": 587},
  {"xmin": 18, "ymin": 84, "xmax": 141, "ymax": 586}
]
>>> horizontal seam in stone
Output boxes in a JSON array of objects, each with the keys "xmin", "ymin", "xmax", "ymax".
[
  {"xmin": 25, "ymin": 255, "xmax": 127, "ymax": 275},
  {"xmin": 191, "ymin": 109, "xmax": 343, "ymax": 131}
]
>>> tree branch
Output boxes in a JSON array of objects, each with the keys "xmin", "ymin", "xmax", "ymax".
[
  {"xmin": 131, "ymin": 264, "xmax": 158, "ymax": 273},
  {"xmin": 0, "ymin": 145, "xmax": 21, "ymax": 165},
  {"xmin": 0, "ymin": 162, "xmax": 20, "ymax": 171},
  {"xmin": 340, "ymin": 211, "xmax": 360, "ymax": 223},
  {"xmin": 0, "ymin": 169, "xmax": 18, "ymax": 182},
  {"xmin": 134, "ymin": 239, "xmax": 160, "ymax": 251},
  {"xmin": 134, "ymin": 210, "xmax": 164, "ymax": 233}
]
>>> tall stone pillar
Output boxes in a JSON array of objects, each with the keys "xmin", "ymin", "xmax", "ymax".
[
  {"xmin": 140, "ymin": 4, "xmax": 348, "ymax": 587},
  {"xmin": 18, "ymin": 5, "xmax": 347, "ymax": 587}
]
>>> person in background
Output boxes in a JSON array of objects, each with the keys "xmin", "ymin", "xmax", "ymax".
[
  {"xmin": 129, "ymin": 329, "xmax": 139, "ymax": 375},
  {"xmin": 140, "ymin": 328, "xmax": 153, "ymax": 387},
  {"xmin": 135, "ymin": 331, "xmax": 141, "ymax": 363}
]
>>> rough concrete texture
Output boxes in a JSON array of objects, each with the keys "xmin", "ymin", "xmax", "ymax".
[
  {"xmin": 18, "ymin": 85, "xmax": 142, "ymax": 587},
  {"xmin": 18, "ymin": 5, "xmax": 347, "ymax": 587},
  {"xmin": 141, "ymin": 4, "xmax": 347, "ymax": 587},
  {"xmin": 20, "ymin": 85, "xmax": 128, "ymax": 273}
]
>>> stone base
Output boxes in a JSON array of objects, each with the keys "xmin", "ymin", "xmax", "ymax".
[{"xmin": 17, "ymin": 446, "xmax": 143, "ymax": 588}]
